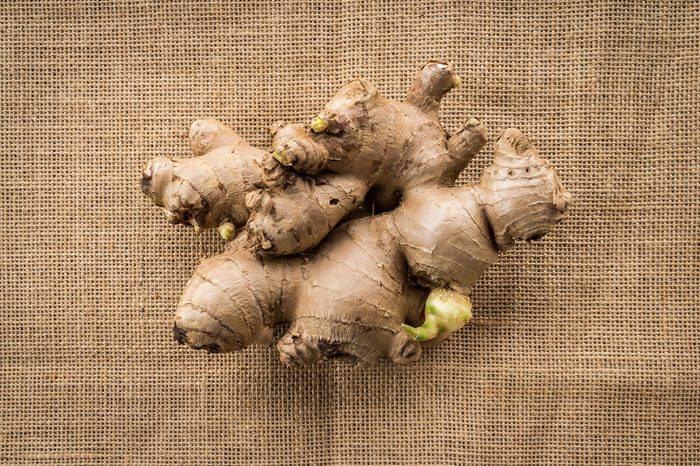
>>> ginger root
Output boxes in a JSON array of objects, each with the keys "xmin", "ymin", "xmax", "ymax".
[
  {"xmin": 141, "ymin": 62, "xmax": 571, "ymax": 365},
  {"xmin": 141, "ymin": 119, "xmax": 267, "ymax": 233},
  {"xmin": 142, "ymin": 62, "xmax": 479, "ymax": 254},
  {"xmin": 171, "ymin": 129, "xmax": 571, "ymax": 365},
  {"xmin": 247, "ymin": 61, "xmax": 481, "ymax": 255}
]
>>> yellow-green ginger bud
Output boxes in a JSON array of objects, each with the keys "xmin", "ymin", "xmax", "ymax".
[
  {"xmin": 272, "ymin": 147, "xmax": 292, "ymax": 166},
  {"xmin": 401, "ymin": 288, "xmax": 472, "ymax": 342},
  {"xmin": 218, "ymin": 222, "xmax": 236, "ymax": 241},
  {"xmin": 311, "ymin": 116, "xmax": 328, "ymax": 133}
]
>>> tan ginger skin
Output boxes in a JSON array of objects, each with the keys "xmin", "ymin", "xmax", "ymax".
[
  {"xmin": 142, "ymin": 62, "xmax": 479, "ymax": 255},
  {"xmin": 173, "ymin": 129, "xmax": 571, "ymax": 365},
  {"xmin": 141, "ymin": 119, "xmax": 265, "ymax": 232}
]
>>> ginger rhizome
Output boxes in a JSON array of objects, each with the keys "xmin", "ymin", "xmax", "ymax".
[
  {"xmin": 141, "ymin": 119, "xmax": 266, "ymax": 233},
  {"xmin": 172, "ymin": 129, "xmax": 571, "ymax": 365},
  {"xmin": 141, "ymin": 61, "xmax": 570, "ymax": 365},
  {"xmin": 142, "ymin": 62, "xmax": 479, "ymax": 256},
  {"xmin": 248, "ymin": 61, "xmax": 478, "ymax": 255}
]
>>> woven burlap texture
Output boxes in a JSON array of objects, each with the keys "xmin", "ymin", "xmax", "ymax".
[{"xmin": 2, "ymin": 1, "xmax": 698, "ymax": 465}]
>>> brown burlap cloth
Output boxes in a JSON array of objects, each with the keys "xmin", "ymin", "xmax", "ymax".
[{"xmin": 2, "ymin": 1, "xmax": 698, "ymax": 465}]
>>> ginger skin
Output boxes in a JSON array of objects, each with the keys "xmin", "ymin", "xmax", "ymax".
[
  {"xmin": 247, "ymin": 61, "xmax": 481, "ymax": 255},
  {"xmin": 142, "ymin": 62, "xmax": 479, "ymax": 254},
  {"xmin": 173, "ymin": 129, "xmax": 571, "ymax": 365},
  {"xmin": 141, "ymin": 119, "xmax": 267, "ymax": 232}
]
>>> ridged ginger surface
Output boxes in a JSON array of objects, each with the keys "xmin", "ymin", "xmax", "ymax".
[{"xmin": 142, "ymin": 62, "xmax": 571, "ymax": 366}]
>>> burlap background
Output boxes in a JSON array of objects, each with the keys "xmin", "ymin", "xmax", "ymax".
[{"xmin": 2, "ymin": 1, "xmax": 698, "ymax": 464}]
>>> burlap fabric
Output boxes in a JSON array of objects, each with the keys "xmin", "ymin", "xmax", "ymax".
[{"xmin": 2, "ymin": 1, "xmax": 698, "ymax": 464}]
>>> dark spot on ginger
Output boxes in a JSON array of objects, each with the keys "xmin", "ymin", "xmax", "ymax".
[{"xmin": 173, "ymin": 325, "xmax": 188, "ymax": 344}]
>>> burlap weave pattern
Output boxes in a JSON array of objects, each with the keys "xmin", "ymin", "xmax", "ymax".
[{"xmin": 2, "ymin": 1, "xmax": 698, "ymax": 464}]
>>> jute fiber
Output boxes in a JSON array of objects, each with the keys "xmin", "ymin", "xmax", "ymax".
[{"xmin": 2, "ymin": 1, "xmax": 698, "ymax": 464}]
